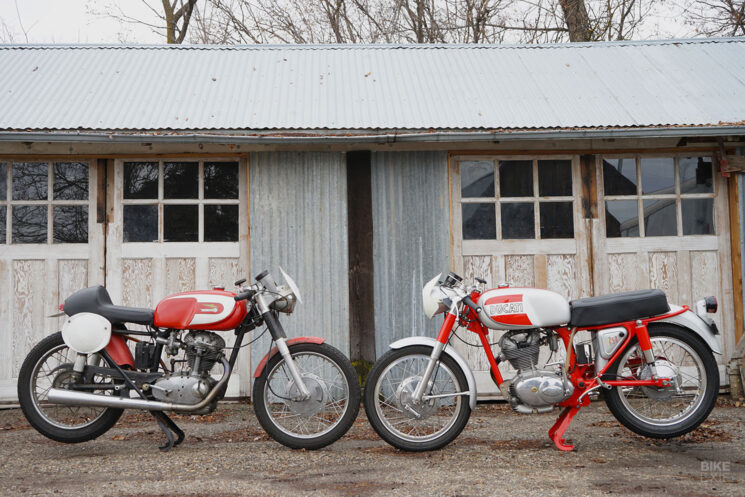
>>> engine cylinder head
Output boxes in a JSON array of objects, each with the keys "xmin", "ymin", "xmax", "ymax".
[
  {"xmin": 498, "ymin": 330, "xmax": 541, "ymax": 371},
  {"xmin": 184, "ymin": 331, "xmax": 225, "ymax": 375}
]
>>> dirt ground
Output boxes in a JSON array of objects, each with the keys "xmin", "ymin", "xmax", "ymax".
[{"xmin": 1, "ymin": 398, "xmax": 744, "ymax": 497}]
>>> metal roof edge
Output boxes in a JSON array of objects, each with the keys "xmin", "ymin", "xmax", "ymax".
[{"xmin": 1, "ymin": 126, "xmax": 744, "ymax": 145}]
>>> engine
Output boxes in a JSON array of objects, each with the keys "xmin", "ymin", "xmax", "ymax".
[
  {"xmin": 498, "ymin": 330, "xmax": 574, "ymax": 414},
  {"xmin": 149, "ymin": 331, "xmax": 226, "ymax": 411}
]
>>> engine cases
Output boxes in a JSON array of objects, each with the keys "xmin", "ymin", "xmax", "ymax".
[
  {"xmin": 153, "ymin": 290, "xmax": 247, "ymax": 330},
  {"xmin": 477, "ymin": 287, "xmax": 570, "ymax": 330},
  {"xmin": 509, "ymin": 370, "xmax": 574, "ymax": 413}
]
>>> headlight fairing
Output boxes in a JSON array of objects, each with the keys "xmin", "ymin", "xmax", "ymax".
[{"xmin": 422, "ymin": 273, "xmax": 448, "ymax": 319}]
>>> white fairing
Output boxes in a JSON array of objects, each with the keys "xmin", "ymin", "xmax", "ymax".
[
  {"xmin": 280, "ymin": 266, "xmax": 303, "ymax": 304},
  {"xmin": 478, "ymin": 287, "xmax": 570, "ymax": 330},
  {"xmin": 61, "ymin": 312, "xmax": 112, "ymax": 354},
  {"xmin": 422, "ymin": 273, "xmax": 443, "ymax": 319},
  {"xmin": 389, "ymin": 336, "xmax": 477, "ymax": 410}
]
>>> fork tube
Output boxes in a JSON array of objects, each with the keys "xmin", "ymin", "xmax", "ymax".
[
  {"xmin": 413, "ymin": 311, "xmax": 457, "ymax": 402},
  {"xmin": 478, "ymin": 329, "xmax": 503, "ymax": 385}
]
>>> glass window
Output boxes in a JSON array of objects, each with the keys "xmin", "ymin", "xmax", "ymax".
[
  {"xmin": 12, "ymin": 205, "xmax": 47, "ymax": 243},
  {"xmin": 643, "ymin": 199, "xmax": 676, "ymax": 236},
  {"xmin": 461, "ymin": 161, "xmax": 494, "ymax": 198},
  {"xmin": 163, "ymin": 205, "xmax": 199, "ymax": 242},
  {"xmin": 499, "ymin": 160, "xmax": 532, "ymax": 197},
  {"xmin": 603, "ymin": 158, "xmax": 637, "ymax": 195},
  {"xmin": 13, "ymin": 162, "xmax": 48, "ymax": 200},
  {"xmin": 204, "ymin": 162, "xmax": 239, "ymax": 199},
  {"xmin": 164, "ymin": 162, "xmax": 198, "ymax": 199},
  {"xmin": 462, "ymin": 203, "xmax": 496, "ymax": 240},
  {"xmin": 124, "ymin": 162, "xmax": 158, "ymax": 199},
  {"xmin": 606, "ymin": 200, "xmax": 639, "ymax": 238},
  {"xmin": 682, "ymin": 199, "xmax": 714, "ymax": 235},
  {"xmin": 0, "ymin": 206, "xmax": 6, "ymax": 244},
  {"xmin": 123, "ymin": 205, "xmax": 157, "ymax": 242},
  {"xmin": 680, "ymin": 157, "xmax": 713, "ymax": 194},
  {"xmin": 538, "ymin": 160, "xmax": 572, "ymax": 196},
  {"xmin": 53, "ymin": 162, "xmax": 89, "ymax": 200},
  {"xmin": 501, "ymin": 202, "xmax": 534, "ymax": 239},
  {"xmin": 641, "ymin": 158, "xmax": 675, "ymax": 195},
  {"xmin": 205, "ymin": 205, "xmax": 239, "ymax": 242},
  {"xmin": 53, "ymin": 206, "xmax": 88, "ymax": 243},
  {"xmin": 0, "ymin": 163, "xmax": 6, "ymax": 201},
  {"xmin": 540, "ymin": 202, "xmax": 573, "ymax": 239}
]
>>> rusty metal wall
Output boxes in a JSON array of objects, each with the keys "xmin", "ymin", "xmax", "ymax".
[
  {"xmin": 248, "ymin": 152, "xmax": 350, "ymax": 371},
  {"xmin": 371, "ymin": 151, "xmax": 451, "ymax": 357}
]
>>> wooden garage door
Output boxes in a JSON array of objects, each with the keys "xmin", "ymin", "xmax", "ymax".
[
  {"xmin": 0, "ymin": 160, "xmax": 104, "ymax": 402},
  {"xmin": 105, "ymin": 158, "xmax": 251, "ymax": 397}
]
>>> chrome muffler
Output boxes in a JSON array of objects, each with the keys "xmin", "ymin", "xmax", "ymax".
[{"xmin": 47, "ymin": 358, "xmax": 231, "ymax": 412}]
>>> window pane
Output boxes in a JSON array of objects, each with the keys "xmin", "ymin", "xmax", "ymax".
[
  {"xmin": 501, "ymin": 202, "xmax": 534, "ymax": 239},
  {"xmin": 603, "ymin": 158, "xmax": 636, "ymax": 196},
  {"xmin": 641, "ymin": 157, "xmax": 675, "ymax": 195},
  {"xmin": 462, "ymin": 203, "xmax": 496, "ymax": 240},
  {"xmin": 0, "ymin": 206, "xmax": 5, "ymax": 243},
  {"xmin": 643, "ymin": 199, "xmax": 676, "ymax": 236},
  {"xmin": 682, "ymin": 199, "xmax": 714, "ymax": 235},
  {"xmin": 124, "ymin": 162, "xmax": 158, "ymax": 199},
  {"xmin": 540, "ymin": 202, "xmax": 573, "ymax": 239},
  {"xmin": 499, "ymin": 160, "xmax": 533, "ymax": 197},
  {"xmin": 204, "ymin": 162, "xmax": 239, "ymax": 199},
  {"xmin": 538, "ymin": 160, "xmax": 572, "ymax": 196},
  {"xmin": 461, "ymin": 161, "xmax": 494, "ymax": 198},
  {"xmin": 12, "ymin": 205, "xmax": 47, "ymax": 243},
  {"xmin": 0, "ymin": 163, "xmax": 6, "ymax": 201},
  {"xmin": 123, "ymin": 205, "xmax": 157, "ymax": 242},
  {"xmin": 164, "ymin": 205, "xmax": 198, "ymax": 242},
  {"xmin": 53, "ymin": 162, "xmax": 89, "ymax": 200},
  {"xmin": 204, "ymin": 205, "xmax": 239, "ymax": 242},
  {"xmin": 605, "ymin": 200, "xmax": 639, "ymax": 237},
  {"xmin": 53, "ymin": 206, "xmax": 88, "ymax": 243},
  {"xmin": 164, "ymin": 162, "xmax": 198, "ymax": 199},
  {"xmin": 12, "ymin": 162, "xmax": 48, "ymax": 200},
  {"xmin": 680, "ymin": 157, "xmax": 713, "ymax": 194}
]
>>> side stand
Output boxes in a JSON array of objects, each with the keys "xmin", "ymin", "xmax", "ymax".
[
  {"xmin": 548, "ymin": 405, "xmax": 580, "ymax": 451},
  {"xmin": 150, "ymin": 411, "xmax": 185, "ymax": 451}
]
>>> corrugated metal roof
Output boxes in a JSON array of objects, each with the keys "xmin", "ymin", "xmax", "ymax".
[{"xmin": 0, "ymin": 38, "xmax": 744, "ymax": 131}]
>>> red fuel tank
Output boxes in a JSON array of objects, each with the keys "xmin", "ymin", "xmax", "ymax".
[
  {"xmin": 153, "ymin": 290, "xmax": 248, "ymax": 331},
  {"xmin": 476, "ymin": 287, "xmax": 570, "ymax": 330}
]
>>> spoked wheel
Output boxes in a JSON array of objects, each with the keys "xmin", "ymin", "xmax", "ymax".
[
  {"xmin": 18, "ymin": 332, "xmax": 123, "ymax": 443},
  {"xmin": 364, "ymin": 346, "xmax": 471, "ymax": 451},
  {"xmin": 253, "ymin": 342, "xmax": 360, "ymax": 450},
  {"xmin": 604, "ymin": 324, "xmax": 719, "ymax": 438}
]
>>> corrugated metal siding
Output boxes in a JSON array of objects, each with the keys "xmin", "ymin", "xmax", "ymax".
[
  {"xmin": 1, "ymin": 39, "xmax": 745, "ymax": 131},
  {"xmin": 372, "ymin": 151, "xmax": 450, "ymax": 357},
  {"xmin": 248, "ymin": 152, "xmax": 349, "ymax": 370}
]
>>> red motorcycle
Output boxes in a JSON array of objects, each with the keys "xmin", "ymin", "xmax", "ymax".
[
  {"xmin": 364, "ymin": 271, "xmax": 721, "ymax": 451},
  {"xmin": 18, "ymin": 269, "xmax": 360, "ymax": 450}
]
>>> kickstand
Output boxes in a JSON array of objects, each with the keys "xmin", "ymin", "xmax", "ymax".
[
  {"xmin": 548, "ymin": 405, "xmax": 580, "ymax": 452},
  {"xmin": 150, "ymin": 411, "xmax": 185, "ymax": 451}
]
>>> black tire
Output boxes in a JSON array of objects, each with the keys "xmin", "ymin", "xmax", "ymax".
[
  {"xmin": 364, "ymin": 345, "xmax": 471, "ymax": 451},
  {"xmin": 18, "ymin": 332, "xmax": 124, "ymax": 443},
  {"xmin": 253, "ymin": 342, "xmax": 360, "ymax": 450},
  {"xmin": 604, "ymin": 324, "xmax": 719, "ymax": 439}
]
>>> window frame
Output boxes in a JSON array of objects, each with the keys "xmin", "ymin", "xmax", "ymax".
[
  {"xmin": 600, "ymin": 154, "xmax": 717, "ymax": 238},
  {"xmin": 0, "ymin": 160, "xmax": 92, "ymax": 245}
]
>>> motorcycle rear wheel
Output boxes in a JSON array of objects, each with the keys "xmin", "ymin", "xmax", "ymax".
[
  {"xmin": 604, "ymin": 324, "xmax": 719, "ymax": 439},
  {"xmin": 18, "ymin": 332, "xmax": 124, "ymax": 443}
]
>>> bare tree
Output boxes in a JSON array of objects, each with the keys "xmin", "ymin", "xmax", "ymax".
[
  {"xmin": 685, "ymin": 0, "xmax": 745, "ymax": 36},
  {"xmin": 89, "ymin": 0, "xmax": 199, "ymax": 44}
]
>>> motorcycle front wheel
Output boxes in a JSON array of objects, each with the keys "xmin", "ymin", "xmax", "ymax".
[
  {"xmin": 604, "ymin": 324, "xmax": 719, "ymax": 439},
  {"xmin": 364, "ymin": 345, "xmax": 471, "ymax": 451},
  {"xmin": 253, "ymin": 342, "xmax": 360, "ymax": 450},
  {"xmin": 18, "ymin": 332, "xmax": 124, "ymax": 443}
]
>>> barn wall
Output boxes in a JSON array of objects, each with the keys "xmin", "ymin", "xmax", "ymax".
[
  {"xmin": 371, "ymin": 151, "xmax": 451, "ymax": 357},
  {"xmin": 248, "ymin": 152, "xmax": 350, "ymax": 371}
]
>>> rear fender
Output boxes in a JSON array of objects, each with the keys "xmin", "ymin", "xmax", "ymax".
[
  {"xmin": 389, "ymin": 336, "xmax": 477, "ymax": 410},
  {"xmin": 105, "ymin": 334, "xmax": 135, "ymax": 368},
  {"xmin": 658, "ymin": 306, "xmax": 722, "ymax": 355},
  {"xmin": 253, "ymin": 336, "xmax": 326, "ymax": 378}
]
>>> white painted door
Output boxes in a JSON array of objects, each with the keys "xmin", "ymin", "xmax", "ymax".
[
  {"xmin": 0, "ymin": 160, "xmax": 104, "ymax": 401},
  {"xmin": 105, "ymin": 158, "xmax": 251, "ymax": 397}
]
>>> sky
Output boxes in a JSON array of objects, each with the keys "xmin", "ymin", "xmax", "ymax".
[{"xmin": 0, "ymin": 0, "xmax": 697, "ymax": 45}]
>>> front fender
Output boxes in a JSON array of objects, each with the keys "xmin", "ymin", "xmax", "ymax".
[
  {"xmin": 389, "ymin": 336, "xmax": 477, "ymax": 410},
  {"xmin": 253, "ymin": 336, "xmax": 326, "ymax": 378},
  {"xmin": 658, "ymin": 307, "xmax": 722, "ymax": 355}
]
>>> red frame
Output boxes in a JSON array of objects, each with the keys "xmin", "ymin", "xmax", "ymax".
[{"xmin": 438, "ymin": 291, "xmax": 689, "ymax": 451}]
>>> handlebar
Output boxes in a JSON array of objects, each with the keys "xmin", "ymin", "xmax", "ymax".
[{"xmin": 234, "ymin": 289, "xmax": 255, "ymax": 301}]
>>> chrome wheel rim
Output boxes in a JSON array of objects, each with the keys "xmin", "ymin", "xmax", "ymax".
[
  {"xmin": 263, "ymin": 352, "xmax": 350, "ymax": 439},
  {"xmin": 616, "ymin": 336, "xmax": 706, "ymax": 426},
  {"xmin": 30, "ymin": 344, "xmax": 110, "ymax": 430},
  {"xmin": 373, "ymin": 354, "xmax": 462, "ymax": 443}
]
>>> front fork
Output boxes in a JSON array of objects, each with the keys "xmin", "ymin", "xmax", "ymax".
[
  {"xmin": 411, "ymin": 310, "xmax": 458, "ymax": 403},
  {"xmin": 261, "ymin": 306, "xmax": 311, "ymax": 400}
]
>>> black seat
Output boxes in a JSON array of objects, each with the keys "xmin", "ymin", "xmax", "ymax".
[
  {"xmin": 64, "ymin": 285, "xmax": 154, "ymax": 325},
  {"xmin": 569, "ymin": 289, "xmax": 669, "ymax": 328}
]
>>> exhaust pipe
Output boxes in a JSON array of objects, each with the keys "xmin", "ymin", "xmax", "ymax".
[{"xmin": 48, "ymin": 358, "xmax": 231, "ymax": 412}]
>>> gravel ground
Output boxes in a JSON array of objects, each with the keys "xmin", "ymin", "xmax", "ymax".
[{"xmin": 1, "ymin": 398, "xmax": 744, "ymax": 497}]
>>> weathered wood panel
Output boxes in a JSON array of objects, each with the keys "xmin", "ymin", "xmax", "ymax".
[
  {"xmin": 58, "ymin": 260, "xmax": 89, "ymax": 328},
  {"xmin": 691, "ymin": 250, "xmax": 723, "ymax": 332},
  {"xmin": 608, "ymin": 253, "xmax": 641, "ymax": 293},
  {"xmin": 649, "ymin": 252, "xmax": 679, "ymax": 304},
  {"xmin": 12, "ymin": 260, "xmax": 46, "ymax": 375},
  {"xmin": 165, "ymin": 258, "xmax": 195, "ymax": 295},
  {"xmin": 505, "ymin": 255, "xmax": 535, "ymax": 287},
  {"xmin": 121, "ymin": 259, "xmax": 153, "ymax": 308},
  {"xmin": 208, "ymin": 258, "xmax": 240, "ymax": 289},
  {"xmin": 547, "ymin": 254, "xmax": 578, "ymax": 300}
]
